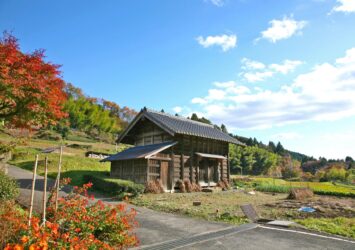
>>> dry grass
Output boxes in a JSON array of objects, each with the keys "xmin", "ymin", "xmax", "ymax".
[
  {"xmin": 132, "ymin": 190, "xmax": 288, "ymax": 224},
  {"xmin": 288, "ymin": 188, "xmax": 314, "ymax": 200}
]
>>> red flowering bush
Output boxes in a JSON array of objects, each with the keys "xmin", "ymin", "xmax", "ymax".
[{"xmin": 3, "ymin": 179, "xmax": 139, "ymax": 249}]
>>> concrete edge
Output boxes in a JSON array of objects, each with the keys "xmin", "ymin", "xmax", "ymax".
[
  {"xmin": 258, "ymin": 225, "xmax": 355, "ymax": 243},
  {"xmin": 135, "ymin": 223, "xmax": 258, "ymax": 250}
]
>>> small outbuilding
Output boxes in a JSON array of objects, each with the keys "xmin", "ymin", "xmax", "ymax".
[{"xmin": 102, "ymin": 108, "xmax": 243, "ymax": 191}]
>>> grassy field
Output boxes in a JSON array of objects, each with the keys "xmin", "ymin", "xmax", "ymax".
[
  {"xmin": 9, "ymin": 148, "xmax": 110, "ymax": 186},
  {"xmin": 295, "ymin": 217, "xmax": 355, "ymax": 239},
  {"xmin": 131, "ymin": 190, "xmax": 355, "ymax": 238},
  {"xmin": 232, "ymin": 176, "xmax": 355, "ymax": 197},
  {"xmin": 2, "ymin": 131, "xmax": 355, "ymax": 238},
  {"xmin": 131, "ymin": 191, "xmax": 288, "ymax": 225},
  {"xmin": 1, "ymin": 130, "xmax": 115, "ymax": 186}
]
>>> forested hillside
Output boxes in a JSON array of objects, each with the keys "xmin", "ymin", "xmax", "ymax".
[
  {"xmin": 188, "ymin": 113, "xmax": 354, "ymax": 182},
  {"xmin": 53, "ymin": 83, "xmax": 136, "ymax": 142}
]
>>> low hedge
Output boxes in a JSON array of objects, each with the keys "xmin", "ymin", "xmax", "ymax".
[
  {"xmin": 255, "ymin": 184, "xmax": 292, "ymax": 193},
  {"xmin": 313, "ymin": 190, "xmax": 355, "ymax": 198},
  {"xmin": 0, "ymin": 171, "xmax": 19, "ymax": 201},
  {"xmin": 83, "ymin": 174, "xmax": 144, "ymax": 199},
  {"xmin": 255, "ymin": 184, "xmax": 355, "ymax": 197}
]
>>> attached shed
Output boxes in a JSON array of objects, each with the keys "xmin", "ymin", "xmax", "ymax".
[{"xmin": 102, "ymin": 108, "xmax": 243, "ymax": 191}]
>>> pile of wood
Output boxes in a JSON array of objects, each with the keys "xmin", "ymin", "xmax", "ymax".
[{"xmin": 288, "ymin": 188, "xmax": 314, "ymax": 200}]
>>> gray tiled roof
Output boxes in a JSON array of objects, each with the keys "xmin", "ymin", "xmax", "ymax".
[
  {"xmin": 143, "ymin": 109, "xmax": 243, "ymax": 145},
  {"xmin": 102, "ymin": 141, "xmax": 177, "ymax": 162}
]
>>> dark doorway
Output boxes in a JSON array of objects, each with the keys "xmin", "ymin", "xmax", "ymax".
[{"xmin": 198, "ymin": 158, "xmax": 218, "ymax": 184}]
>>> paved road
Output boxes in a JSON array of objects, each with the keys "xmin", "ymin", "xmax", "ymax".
[{"xmin": 6, "ymin": 164, "xmax": 355, "ymax": 250}]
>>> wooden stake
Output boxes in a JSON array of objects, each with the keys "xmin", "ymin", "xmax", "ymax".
[
  {"xmin": 55, "ymin": 145, "xmax": 63, "ymax": 212},
  {"xmin": 28, "ymin": 154, "xmax": 39, "ymax": 226},
  {"xmin": 42, "ymin": 156, "xmax": 48, "ymax": 226}
]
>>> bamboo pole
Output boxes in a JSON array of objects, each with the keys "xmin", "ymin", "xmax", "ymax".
[
  {"xmin": 55, "ymin": 146, "xmax": 63, "ymax": 212},
  {"xmin": 28, "ymin": 154, "xmax": 39, "ymax": 226},
  {"xmin": 42, "ymin": 156, "xmax": 48, "ymax": 226}
]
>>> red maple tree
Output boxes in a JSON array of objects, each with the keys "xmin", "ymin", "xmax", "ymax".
[{"xmin": 0, "ymin": 32, "xmax": 67, "ymax": 128}]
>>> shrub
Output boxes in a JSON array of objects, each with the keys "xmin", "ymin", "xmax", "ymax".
[
  {"xmin": 255, "ymin": 184, "xmax": 291, "ymax": 193},
  {"xmin": 3, "ymin": 180, "xmax": 139, "ymax": 249},
  {"xmin": 325, "ymin": 167, "xmax": 347, "ymax": 182},
  {"xmin": 0, "ymin": 200, "xmax": 27, "ymax": 247},
  {"xmin": 0, "ymin": 171, "xmax": 19, "ymax": 201},
  {"xmin": 83, "ymin": 174, "xmax": 144, "ymax": 199}
]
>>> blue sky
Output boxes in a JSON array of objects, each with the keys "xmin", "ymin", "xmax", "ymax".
[{"xmin": 1, "ymin": 0, "xmax": 355, "ymax": 159}]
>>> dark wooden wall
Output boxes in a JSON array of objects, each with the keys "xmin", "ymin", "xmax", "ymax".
[
  {"xmin": 111, "ymin": 159, "xmax": 147, "ymax": 184},
  {"xmin": 111, "ymin": 121, "xmax": 231, "ymax": 190}
]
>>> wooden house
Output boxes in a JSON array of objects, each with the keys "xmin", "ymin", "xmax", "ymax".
[{"xmin": 102, "ymin": 108, "xmax": 243, "ymax": 191}]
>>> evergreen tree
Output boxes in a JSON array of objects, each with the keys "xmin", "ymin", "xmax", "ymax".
[
  {"xmin": 221, "ymin": 124, "xmax": 228, "ymax": 133},
  {"xmin": 268, "ymin": 141, "xmax": 276, "ymax": 153},
  {"xmin": 275, "ymin": 142, "xmax": 285, "ymax": 154}
]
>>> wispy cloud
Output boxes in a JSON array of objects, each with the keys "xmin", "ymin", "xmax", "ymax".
[
  {"xmin": 331, "ymin": 0, "xmax": 355, "ymax": 13},
  {"xmin": 190, "ymin": 48, "xmax": 355, "ymax": 129},
  {"xmin": 196, "ymin": 34, "xmax": 237, "ymax": 52},
  {"xmin": 257, "ymin": 16, "xmax": 307, "ymax": 43},
  {"xmin": 269, "ymin": 60, "xmax": 303, "ymax": 74},
  {"xmin": 205, "ymin": 0, "xmax": 225, "ymax": 7},
  {"xmin": 271, "ymin": 132, "xmax": 302, "ymax": 140},
  {"xmin": 241, "ymin": 58, "xmax": 303, "ymax": 82}
]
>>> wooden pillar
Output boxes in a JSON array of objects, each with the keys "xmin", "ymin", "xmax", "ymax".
[
  {"xmin": 170, "ymin": 148, "xmax": 174, "ymax": 191},
  {"xmin": 146, "ymin": 159, "xmax": 149, "ymax": 183},
  {"xmin": 227, "ymin": 151, "xmax": 230, "ymax": 182},
  {"xmin": 180, "ymin": 154, "xmax": 184, "ymax": 180},
  {"xmin": 196, "ymin": 156, "xmax": 199, "ymax": 183},
  {"xmin": 189, "ymin": 137, "xmax": 193, "ymax": 183},
  {"xmin": 180, "ymin": 135, "xmax": 184, "ymax": 180},
  {"xmin": 220, "ymin": 159, "xmax": 223, "ymax": 181}
]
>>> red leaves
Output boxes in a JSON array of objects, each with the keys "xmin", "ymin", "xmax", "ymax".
[
  {"xmin": 0, "ymin": 32, "xmax": 67, "ymax": 128},
  {"xmin": 4, "ymin": 181, "xmax": 139, "ymax": 249}
]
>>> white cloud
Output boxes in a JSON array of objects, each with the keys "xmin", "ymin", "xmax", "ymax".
[
  {"xmin": 207, "ymin": 0, "xmax": 225, "ymax": 7},
  {"xmin": 196, "ymin": 34, "xmax": 237, "ymax": 52},
  {"xmin": 269, "ymin": 60, "xmax": 304, "ymax": 74},
  {"xmin": 243, "ymin": 71, "xmax": 274, "ymax": 82},
  {"xmin": 241, "ymin": 58, "xmax": 303, "ymax": 82},
  {"xmin": 190, "ymin": 48, "xmax": 355, "ymax": 129},
  {"xmin": 213, "ymin": 81, "xmax": 236, "ymax": 88},
  {"xmin": 258, "ymin": 16, "xmax": 307, "ymax": 43},
  {"xmin": 173, "ymin": 106, "xmax": 182, "ymax": 113},
  {"xmin": 191, "ymin": 97, "xmax": 208, "ymax": 104},
  {"xmin": 241, "ymin": 58, "xmax": 266, "ymax": 70},
  {"xmin": 207, "ymin": 89, "xmax": 226, "ymax": 100},
  {"xmin": 332, "ymin": 0, "xmax": 355, "ymax": 13}
]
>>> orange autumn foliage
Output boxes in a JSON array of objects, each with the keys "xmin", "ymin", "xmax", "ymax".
[
  {"xmin": 2, "ymin": 179, "xmax": 138, "ymax": 249},
  {"xmin": 0, "ymin": 32, "xmax": 67, "ymax": 128}
]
